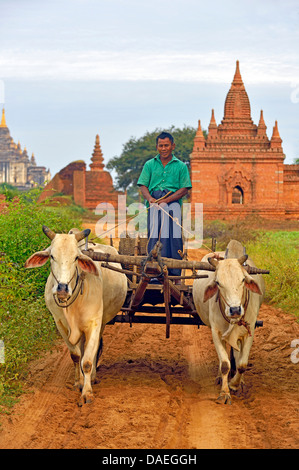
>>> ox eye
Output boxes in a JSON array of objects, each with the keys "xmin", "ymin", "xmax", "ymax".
[
  {"xmin": 75, "ymin": 256, "xmax": 78, "ymax": 261},
  {"xmin": 50, "ymin": 255, "xmax": 55, "ymax": 261}
]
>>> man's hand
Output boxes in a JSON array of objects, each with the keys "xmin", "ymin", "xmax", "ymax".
[
  {"xmin": 157, "ymin": 197, "xmax": 170, "ymax": 205},
  {"xmin": 149, "ymin": 197, "xmax": 157, "ymax": 204}
]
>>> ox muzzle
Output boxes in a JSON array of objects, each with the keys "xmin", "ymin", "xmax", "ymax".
[
  {"xmin": 56, "ymin": 282, "xmax": 70, "ymax": 301},
  {"xmin": 52, "ymin": 267, "xmax": 78, "ymax": 303},
  {"xmin": 229, "ymin": 306, "xmax": 243, "ymax": 318}
]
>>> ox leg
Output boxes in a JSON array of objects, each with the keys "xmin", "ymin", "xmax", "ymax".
[
  {"xmin": 56, "ymin": 319, "xmax": 83, "ymax": 390},
  {"xmin": 79, "ymin": 321, "xmax": 102, "ymax": 406},
  {"xmin": 230, "ymin": 334, "xmax": 254, "ymax": 392},
  {"xmin": 211, "ymin": 329, "xmax": 232, "ymax": 405},
  {"xmin": 70, "ymin": 338, "xmax": 84, "ymax": 391}
]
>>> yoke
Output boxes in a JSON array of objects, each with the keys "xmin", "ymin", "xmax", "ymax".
[{"xmin": 82, "ymin": 236, "xmax": 266, "ymax": 338}]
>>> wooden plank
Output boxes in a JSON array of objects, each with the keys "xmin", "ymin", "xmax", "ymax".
[{"xmin": 108, "ymin": 314, "xmax": 204, "ymax": 326}]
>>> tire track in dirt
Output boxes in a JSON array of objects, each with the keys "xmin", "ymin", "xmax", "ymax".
[{"xmin": 0, "ymin": 343, "xmax": 74, "ymax": 448}]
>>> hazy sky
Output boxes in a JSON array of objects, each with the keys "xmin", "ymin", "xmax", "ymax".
[{"xmin": 0, "ymin": 0, "xmax": 298, "ymax": 177}]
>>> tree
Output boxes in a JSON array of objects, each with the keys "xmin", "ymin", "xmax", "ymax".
[
  {"xmin": 294, "ymin": 158, "xmax": 299, "ymax": 164},
  {"xmin": 107, "ymin": 125, "xmax": 203, "ymax": 195}
]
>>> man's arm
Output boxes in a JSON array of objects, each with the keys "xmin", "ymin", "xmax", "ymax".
[
  {"xmin": 158, "ymin": 187, "xmax": 189, "ymax": 205},
  {"xmin": 139, "ymin": 185, "xmax": 157, "ymax": 204}
]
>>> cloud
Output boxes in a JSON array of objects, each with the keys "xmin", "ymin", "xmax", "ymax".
[{"xmin": 0, "ymin": 48, "xmax": 298, "ymax": 84}]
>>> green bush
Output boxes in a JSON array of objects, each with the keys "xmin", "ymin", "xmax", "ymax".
[
  {"xmin": 246, "ymin": 231, "xmax": 299, "ymax": 318},
  {"xmin": 0, "ymin": 198, "xmax": 82, "ymax": 409}
]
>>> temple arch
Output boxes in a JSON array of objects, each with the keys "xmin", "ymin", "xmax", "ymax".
[{"xmin": 232, "ymin": 185, "xmax": 244, "ymax": 204}]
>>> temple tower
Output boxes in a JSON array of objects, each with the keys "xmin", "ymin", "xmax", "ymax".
[{"xmin": 191, "ymin": 60, "xmax": 287, "ymax": 219}]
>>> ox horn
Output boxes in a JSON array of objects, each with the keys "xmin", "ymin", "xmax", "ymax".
[
  {"xmin": 244, "ymin": 266, "xmax": 270, "ymax": 275},
  {"xmin": 75, "ymin": 228, "xmax": 91, "ymax": 242},
  {"xmin": 42, "ymin": 225, "xmax": 56, "ymax": 240},
  {"xmin": 208, "ymin": 257, "xmax": 219, "ymax": 268},
  {"xmin": 238, "ymin": 254, "xmax": 248, "ymax": 265}
]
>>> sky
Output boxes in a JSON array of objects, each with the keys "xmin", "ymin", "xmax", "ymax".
[{"xmin": 0, "ymin": 0, "xmax": 298, "ymax": 178}]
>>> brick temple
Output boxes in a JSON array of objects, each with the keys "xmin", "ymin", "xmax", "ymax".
[
  {"xmin": 191, "ymin": 61, "xmax": 299, "ymax": 219},
  {"xmin": 38, "ymin": 134, "xmax": 122, "ymax": 209}
]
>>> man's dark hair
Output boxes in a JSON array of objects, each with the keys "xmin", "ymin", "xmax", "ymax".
[{"xmin": 156, "ymin": 132, "xmax": 174, "ymax": 145}]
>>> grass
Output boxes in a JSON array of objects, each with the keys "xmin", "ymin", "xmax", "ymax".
[
  {"xmin": 246, "ymin": 231, "xmax": 299, "ymax": 318},
  {"xmin": 0, "ymin": 195, "xmax": 82, "ymax": 411}
]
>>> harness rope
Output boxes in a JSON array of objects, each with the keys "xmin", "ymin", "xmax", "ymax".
[
  {"xmin": 52, "ymin": 266, "xmax": 86, "ymax": 308},
  {"xmin": 216, "ymin": 288, "xmax": 252, "ymax": 336}
]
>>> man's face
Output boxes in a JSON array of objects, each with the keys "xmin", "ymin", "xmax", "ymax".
[{"xmin": 156, "ymin": 138, "xmax": 175, "ymax": 160}]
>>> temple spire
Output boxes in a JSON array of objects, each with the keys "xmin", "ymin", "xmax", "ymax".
[
  {"xmin": 193, "ymin": 120, "xmax": 205, "ymax": 151},
  {"xmin": 232, "ymin": 60, "xmax": 243, "ymax": 85},
  {"xmin": 0, "ymin": 108, "xmax": 7, "ymax": 127},
  {"xmin": 31, "ymin": 153, "xmax": 36, "ymax": 165},
  {"xmin": 90, "ymin": 134, "xmax": 105, "ymax": 171},
  {"xmin": 222, "ymin": 60, "xmax": 252, "ymax": 124},
  {"xmin": 257, "ymin": 110, "xmax": 267, "ymax": 136},
  {"xmin": 208, "ymin": 109, "xmax": 217, "ymax": 137},
  {"xmin": 270, "ymin": 121, "xmax": 282, "ymax": 149}
]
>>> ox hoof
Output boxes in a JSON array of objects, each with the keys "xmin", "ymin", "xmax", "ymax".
[
  {"xmin": 73, "ymin": 383, "xmax": 83, "ymax": 392},
  {"xmin": 92, "ymin": 376, "xmax": 101, "ymax": 385},
  {"xmin": 216, "ymin": 393, "xmax": 232, "ymax": 405},
  {"xmin": 78, "ymin": 392, "xmax": 94, "ymax": 407}
]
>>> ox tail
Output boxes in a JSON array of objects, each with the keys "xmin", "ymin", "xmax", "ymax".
[{"xmin": 96, "ymin": 337, "xmax": 103, "ymax": 371}]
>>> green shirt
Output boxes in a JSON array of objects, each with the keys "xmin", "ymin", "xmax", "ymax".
[{"xmin": 137, "ymin": 154, "xmax": 192, "ymax": 205}]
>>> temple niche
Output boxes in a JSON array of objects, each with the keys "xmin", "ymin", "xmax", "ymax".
[
  {"xmin": 191, "ymin": 61, "xmax": 299, "ymax": 220},
  {"xmin": 0, "ymin": 109, "xmax": 50, "ymax": 189},
  {"xmin": 38, "ymin": 134, "xmax": 123, "ymax": 210}
]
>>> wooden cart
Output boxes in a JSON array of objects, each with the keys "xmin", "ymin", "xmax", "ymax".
[{"xmin": 82, "ymin": 236, "xmax": 267, "ymax": 338}]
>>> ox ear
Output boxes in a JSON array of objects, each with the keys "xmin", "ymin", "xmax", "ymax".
[
  {"xmin": 77, "ymin": 254, "xmax": 99, "ymax": 276},
  {"xmin": 244, "ymin": 275, "xmax": 262, "ymax": 295},
  {"xmin": 25, "ymin": 250, "xmax": 50, "ymax": 268},
  {"xmin": 204, "ymin": 281, "xmax": 218, "ymax": 302}
]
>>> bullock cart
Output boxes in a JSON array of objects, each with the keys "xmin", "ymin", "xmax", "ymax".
[{"xmin": 82, "ymin": 237, "xmax": 267, "ymax": 339}]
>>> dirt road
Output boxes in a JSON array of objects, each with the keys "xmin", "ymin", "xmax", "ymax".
[{"xmin": 0, "ymin": 302, "xmax": 298, "ymax": 449}]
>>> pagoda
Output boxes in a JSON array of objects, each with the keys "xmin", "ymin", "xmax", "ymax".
[
  {"xmin": 191, "ymin": 61, "xmax": 299, "ymax": 219},
  {"xmin": 0, "ymin": 108, "xmax": 50, "ymax": 188},
  {"xmin": 39, "ymin": 133, "xmax": 122, "ymax": 210}
]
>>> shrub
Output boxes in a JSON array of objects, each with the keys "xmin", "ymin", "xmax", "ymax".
[
  {"xmin": 0, "ymin": 198, "xmax": 82, "ymax": 409},
  {"xmin": 246, "ymin": 231, "xmax": 299, "ymax": 318}
]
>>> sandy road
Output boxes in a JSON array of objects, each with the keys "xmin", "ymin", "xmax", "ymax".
[{"xmin": 0, "ymin": 302, "xmax": 298, "ymax": 449}]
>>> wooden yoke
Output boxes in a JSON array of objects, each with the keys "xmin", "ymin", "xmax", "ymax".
[
  {"xmin": 81, "ymin": 249, "xmax": 216, "ymax": 273},
  {"xmin": 82, "ymin": 242, "xmax": 212, "ymax": 338}
]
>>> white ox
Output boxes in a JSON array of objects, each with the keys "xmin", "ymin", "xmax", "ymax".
[
  {"xmin": 25, "ymin": 226, "xmax": 127, "ymax": 406},
  {"xmin": 193, "ymin": 240, "xmax": 265, "ymax": 404}
]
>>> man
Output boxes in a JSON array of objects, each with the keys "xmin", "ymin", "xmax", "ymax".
[{"xmin": 137, "ymin": 131, "xmax": 192, "ymax": 278}]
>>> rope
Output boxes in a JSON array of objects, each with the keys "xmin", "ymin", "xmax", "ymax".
[
  {"xmin": 217, "ymin": 288, "xmax": 252, "ymax": 336},
  {"xmin": 85, "ymin": 193, "xmax": 215, "ymax": 254}
]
